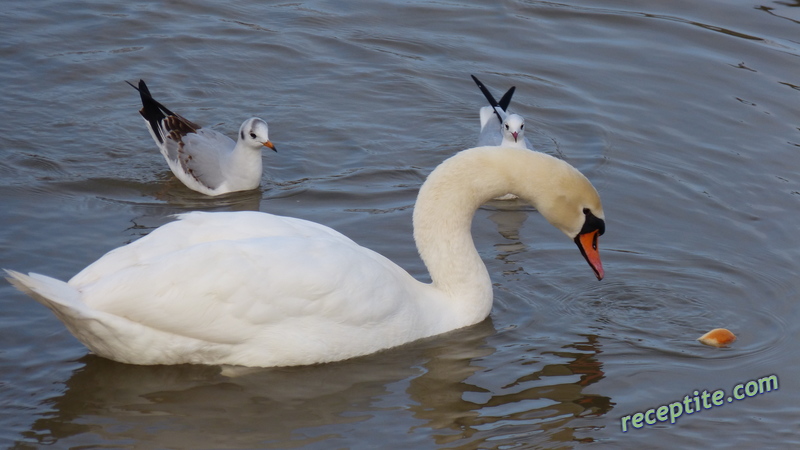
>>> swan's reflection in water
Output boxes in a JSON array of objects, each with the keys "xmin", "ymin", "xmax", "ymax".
[
  {"xmin": 409, "ymin": 331, "xmax": 612, "ymax": 447},
  {"xmin": 18, "ymin": 322, "xmax": 612, "ymax": 448}
]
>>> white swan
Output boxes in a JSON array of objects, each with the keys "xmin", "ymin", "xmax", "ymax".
[
  {"xmin": 5, "ymin": 146, "xmax": 605, "ymax": 367},
  {"xmin": 127, "ymin": 80, "xmax": 277, "ymax": 196}
]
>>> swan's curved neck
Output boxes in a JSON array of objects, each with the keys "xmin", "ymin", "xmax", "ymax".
[
  {"xmin": 412, "ymin": 147, "xmax": 549, "ymax": 323},
  {"xmin": 411, "ymin": 146, "xmax": 602, "ymax": 328}
]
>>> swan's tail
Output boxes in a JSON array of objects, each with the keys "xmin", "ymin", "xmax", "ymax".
[
  {"xmin": 5, "ymin": 269, "xmax": 170, "ymax": 365},
  {"xmin": 4, "ymin": 270, "xmax": 90, "ymax": 323}
]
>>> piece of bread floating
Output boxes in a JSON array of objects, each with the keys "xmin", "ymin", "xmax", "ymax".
[{"xmin": 697, "ymin": 328, "xmax": 737, "ymax": 347}]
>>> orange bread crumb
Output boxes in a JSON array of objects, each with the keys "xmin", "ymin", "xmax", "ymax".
[{"xmin": 697, "ymin": 328, "xmax": 736, "ymax": 347}]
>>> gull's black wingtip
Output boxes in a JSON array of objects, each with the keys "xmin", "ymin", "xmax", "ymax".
[
  {"xmin": 471, "ymin": 74, "xmax": 505, "ymax": 124},
  {"xmin": 471, "ymin": 74, "xmax": 497, "ymax": 106},
  {"xmin": 126, "ymin": 79, "xmax": 154, "ymax": 99},
  {"xmin": 127, "ymin": 79, "xmax": 172, "ymax": 144},
  {"xmin": 497, "ymin": 86, "xmax": 516, "ymax": 112},
  {"xmin": 470, "ymin": 74, "xmax": 483, "ymax": 87},
  {"xmin": 128, "ymin": 79, "xmax": 174, "ymax": 116}
]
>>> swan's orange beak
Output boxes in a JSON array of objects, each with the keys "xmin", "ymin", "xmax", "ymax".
[
  {"xmin": 575, "ymin": 229, "xmax": 604, "ymax": 280},
  {"xmin": 263, "ymin": 140, "xmax": 277, "ymax": 152}
]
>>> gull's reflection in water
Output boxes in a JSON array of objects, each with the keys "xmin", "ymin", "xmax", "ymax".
[
  {"xmin": 483, "ymin": 201, "xmax": 534, "ymax": 277},
  {"xmin": 150, "ymin": 174, "xmax": 265, "ymax": 212},
  {"xmin": 110, "ymin": 177, "xmax": 267, "ymax": 240},
  {"xmin": 18, "ymin": 320, "xmax": 612, "ymax": 448}
]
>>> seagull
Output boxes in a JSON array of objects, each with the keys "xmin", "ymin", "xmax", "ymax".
[
  {"xmin": 471, "ymin": 75, "xmax": 532, "ymax": 150},
  {"xmin": 127, "ymin": 80, "xmax": 277, "ymax": 196},
  {"xmin": 472, "ymin": 75, "xmax": 534, "ymax": 200}
]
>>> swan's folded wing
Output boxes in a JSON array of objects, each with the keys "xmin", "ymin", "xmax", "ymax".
[
  {"xmin": 69, "ymin": 212, "xmax": 426, "ymax": 364},
  {"xmin": 70, "ymin": 211, "xmax": 332, "ymax": 287}
]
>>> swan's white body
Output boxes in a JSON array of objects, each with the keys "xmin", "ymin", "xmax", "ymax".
[
  {"xmin": 129, "ymin": 80, "xmax": 276, "ymax": 196},
  {"xmin": 6, "ymin": 146, "xmax": 605, "ymax": 367}
]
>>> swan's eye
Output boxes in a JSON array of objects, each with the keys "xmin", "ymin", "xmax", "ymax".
[{"xmin": 249, "ymin": 132, "xmax": 257, "ymax": 139}]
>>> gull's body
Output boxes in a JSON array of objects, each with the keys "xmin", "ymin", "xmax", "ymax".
[
  {"xmin": 472, "ymin": 75, "xmax": 533, "ymax": 150},
  {"xmin": 128, "ymin": 80, "xmax": 276, "ymax": 196},
  {"xmin": 6, "ymin": 146, "xmax": 605, "ymax": 368}
]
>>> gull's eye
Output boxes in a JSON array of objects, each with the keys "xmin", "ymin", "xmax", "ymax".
[
  {"xmin": 249, "ymin": 132, "xmax": 257, "ymax": 139},
  {"xmin": 520, "ymin": 124, "xmax": 524, "ymax": 129},
  {"xmin": 504, "ymin": 124, "xmax": 509, "ymax": 130}
]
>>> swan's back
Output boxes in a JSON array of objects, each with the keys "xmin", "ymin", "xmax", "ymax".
[{"xmin": 70, "ymin": 211, "xmax": 346, "ymax": 287}]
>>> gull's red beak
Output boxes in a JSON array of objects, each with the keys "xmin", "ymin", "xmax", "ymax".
[
  {"xmin": 512, "ymin": 131, "xmax": 519, "ymax": 142},
  {"xmin": 264, "ymin": 140, "xmax": 277, "ymax": 152},
  {"xmin": 575, "ymin": 229, "xmax": 604, "ymax": 280}
]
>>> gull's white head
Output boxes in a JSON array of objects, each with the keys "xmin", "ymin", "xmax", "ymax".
[
  {"xmin": 239, "ymin": 118, "xmax": 276, "ymax": 152},
  {"xmin": 501, "ymin": 114, "xmax": 525, "ymax": 147}
]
